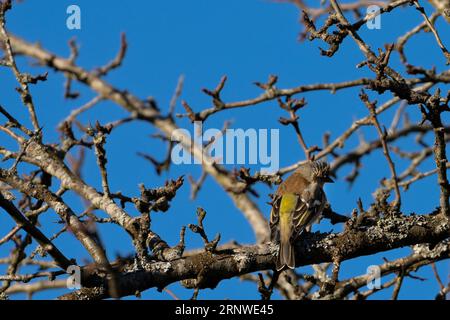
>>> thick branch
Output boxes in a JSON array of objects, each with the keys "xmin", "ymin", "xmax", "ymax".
[{"xmin": 59, "ymin": 212, "xmax": 449, "ymax": 299}]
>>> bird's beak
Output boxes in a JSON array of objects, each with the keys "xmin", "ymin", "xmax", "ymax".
[{"xmin": 324, "ymin": 176, "xmax": 334, "ymax": 183}]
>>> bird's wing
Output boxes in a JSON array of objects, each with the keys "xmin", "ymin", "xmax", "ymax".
[
  {"xmin": 291, "ymin": 200, "xmax": 313, "ymax": 238},
  {"xmin": 269, "ymin": 194, "xmax": 281, "ymax": 241},
  {"xmin": 292, "ymin": 186, "xmax": 325, "ymax": 237}
]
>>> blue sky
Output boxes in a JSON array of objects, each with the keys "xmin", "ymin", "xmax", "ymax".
[{"xmin": 0, "ymin": 0, "xmax": 449, "ymax": 299}]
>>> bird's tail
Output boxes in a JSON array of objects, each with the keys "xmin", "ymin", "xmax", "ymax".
[{"xmin": 276, "ymin": 239, "xmax": 295, "ymax": 271}]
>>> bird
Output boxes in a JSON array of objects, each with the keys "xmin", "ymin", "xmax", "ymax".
[
  {"xmin": 269, "ymin": 160, "xmax": 334, "ymax": 271},
  {"xmin": 429, "ymin": 0, "xmax": 450, "ymax": 23}
]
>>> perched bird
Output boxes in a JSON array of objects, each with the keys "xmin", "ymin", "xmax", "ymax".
[
  {"xmin": 429, "ymin": 0, "xmax": 450, "ymax": 22},
  {"xmin": 269, "ymin": 160, "xmax": 333, "ymax": 271}
]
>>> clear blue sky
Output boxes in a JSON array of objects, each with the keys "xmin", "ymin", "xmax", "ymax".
[{"xmin": 0, "ymin": 0, "xmax": 449, "ymax": 299}]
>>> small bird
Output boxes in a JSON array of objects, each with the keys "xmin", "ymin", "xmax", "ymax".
[{"xmin": 270, "ymin": 160, "xmax": 334, "ymax": 271}]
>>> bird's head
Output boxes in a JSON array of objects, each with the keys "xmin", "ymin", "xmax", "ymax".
[{"xmin": 310, "ymin": 160, "xmax": 334, "ymax": 185}]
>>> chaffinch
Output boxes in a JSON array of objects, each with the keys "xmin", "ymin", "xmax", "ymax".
[{"xmin": 270, "ymin": 160, "xmax": 333, "ymax": 271}]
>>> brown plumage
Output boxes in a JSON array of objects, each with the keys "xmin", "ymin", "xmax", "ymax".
[{"xmin": 270, "ymin": 160, "xmax": 333, "ymax": 271}]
